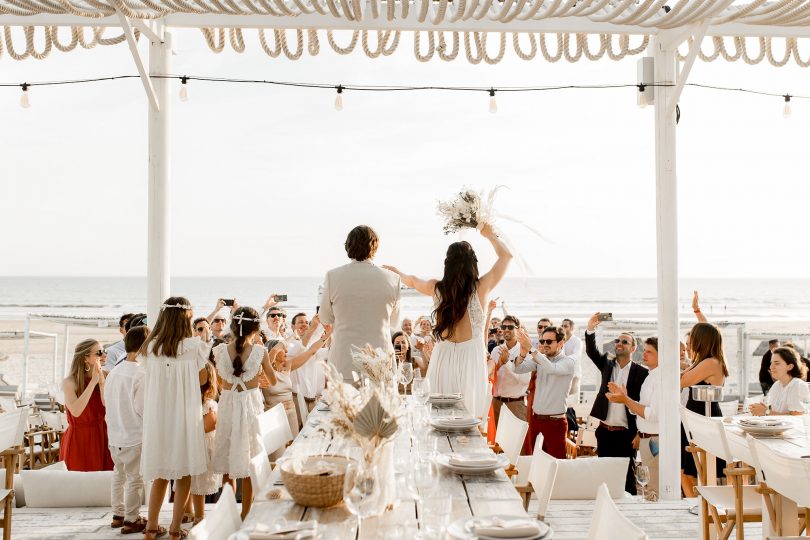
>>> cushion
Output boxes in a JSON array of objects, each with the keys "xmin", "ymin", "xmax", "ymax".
[
  {"xmin": 552, "ymin": 457, "xmax": 628, "ymax": 499},
  {"xmin": 21, "ymin": 468, "xmax": 112, "ymax": 507},
  {"xmin": 0, "ymin": 470, "xmax": 24, "ymax": 507}
]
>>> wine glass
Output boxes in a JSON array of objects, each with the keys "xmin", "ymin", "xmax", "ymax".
[
  {"xmin": 343, "ymin": 463, "xmax": 380, "ymax": 538},
  {"xmin": 412, "ymin": 377, "xmax": 431, "ymax": 407},
  {"xmin": 399, "ymin": 362, "xmax": 414, "ymax": 394},
  {"xmin": 636, "ymin": 464, "xmax": 650, "ymax": 502}
]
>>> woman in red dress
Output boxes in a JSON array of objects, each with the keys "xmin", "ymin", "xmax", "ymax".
[{"xmin": 60, "ymin": 338, "xmax": 114, "ymax": 471}]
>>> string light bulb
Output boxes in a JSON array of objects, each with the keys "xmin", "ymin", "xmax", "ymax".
[
  {"xmin": 783, "ymin": 94, "xmax": 792, "ymax": 118},
  {"xmin": 637, "ymin": 84, "xmax": 648, "ymax": 108},
  {"xmin": 179, "ymin": 76, "xmax": 189, "ymax": 102},
  {"xmin": 334, "ymin": 85, "xmax": 344, "ymax": 111},
  {"xmin": 20, "ymin": 83, "xmax": 30, "ymax": 109},
  {"xmin": 488, "ymin": 88, "xmax": 498, "ymax": 114}
]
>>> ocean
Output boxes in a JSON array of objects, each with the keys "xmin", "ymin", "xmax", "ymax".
[{"xmin": 1, "ymin": 276, "xmax": 810, "ymax": 323}]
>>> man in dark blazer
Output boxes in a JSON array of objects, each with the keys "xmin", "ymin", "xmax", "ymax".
[{"xmin": 585, "ymin": 312, "xmax": 648, "ymax": 495}]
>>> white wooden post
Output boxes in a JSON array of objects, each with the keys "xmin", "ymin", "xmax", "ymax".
[
  {"xmin": 22, "ymin": 316, "xmax": 30, "ymax": 397},
  {"xmin": 147, "ymin": 27, "xmax": 172, "ymax": 325},
  {"xmin": 653, "ymin": 38, "xmax": 681, "ymax": 501},
  {"xmin": 62, "ymin": 323, "xmax": 70, "ymax": 379}
]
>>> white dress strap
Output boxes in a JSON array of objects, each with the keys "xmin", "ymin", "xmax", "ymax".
[{"xmin": 214, "ymin": 343, "xmax": 264, "ymax": 388}]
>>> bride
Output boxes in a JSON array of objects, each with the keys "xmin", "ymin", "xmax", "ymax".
[{"xmin": 384, "ymin": 224, "xmax": 511, "ymax": 416}]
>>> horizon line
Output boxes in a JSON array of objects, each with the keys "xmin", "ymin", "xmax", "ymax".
[{"xmin": 2, "ymin": 275, "xmax": 810, "ymax": 280}]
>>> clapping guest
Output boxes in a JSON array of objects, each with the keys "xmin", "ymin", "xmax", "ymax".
[
  {"xmin": 749, "ymin": 347, "xmax": 809, "ymax": 416},
  {"xmin": 104, "ymin": 326, "xmax": 149, "ymax": 533},
  {"xmin": 140, "ymin": 297, "xmax": 211, "ymax": 540},
  {"xmin": 489, "ymin": 316, "xmax": 530, "ymax": 424},
  {"xmin": 212, "ymin": 307, "xmax": 279, "ymax": 519},
  {"xmin": 411, "ymin": 317, "xmax": 433, "ymax": 360},
  {"xmin": 515, "ymin": 326, "xmax": 575, "ymax": 459},
  {"xmin": 61, "ymin": 339, "xmax": 114, "ymax": 472},
  {"xmin": 262, "ymin": 339, "xmax": 299, "ymax": 459},
  {"xmin": 533, "ymin": 318, "xmax": 553, "ymax": 348}
]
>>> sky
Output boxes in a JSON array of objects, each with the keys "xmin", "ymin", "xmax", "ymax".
[{"xmin": 2, "ymin": 29, "xmax": 809, "ymax": 279}]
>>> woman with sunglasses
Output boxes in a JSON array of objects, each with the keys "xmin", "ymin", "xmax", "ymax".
[{"xmin": 61, "ymin": 339, "xmax": 114, "ymax": 471}]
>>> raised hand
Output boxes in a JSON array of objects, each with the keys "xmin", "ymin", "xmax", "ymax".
[
  {"xmin": 382, "ymin": 265, "xmax": 401, "ymax": 276},
  {"xmin": 488, "ymin": 298, "xmax": 499, "ymax": 313},
  {"xmin": 516, "ymin": 328, "xmax": 533, "ymax": 353},
  {"xmin": 692, "ymin": 290, "xmax": 701, "ymax": 313},
  {"xmin": 90, "ymin": 362, "xmax": 101, "ymax": 386},
  {"xmin": 263, "ymin": 294, "xmax": 279, "ymax": 311},
  {"xmin": 587, "ymin": 312, "xmax": 601, "ymax": 332},
  {"xmin": 479, "ymin": 222, "xmax": 496, "ymax": 239},
  {"xmin": 215, "ymin": 298, "xmax": 226, "ymax": 312}
]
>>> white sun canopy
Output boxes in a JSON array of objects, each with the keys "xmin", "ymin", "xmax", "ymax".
[{"xmin": 3, "ymin": 0, "xmax": 809, "ymax": 504}]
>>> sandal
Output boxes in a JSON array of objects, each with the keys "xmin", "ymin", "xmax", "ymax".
[
  {"xmin": 180, "ymin": 512, "xmax": 195, "ymax": 524},
  {"xmin": 192, "ymin": 517, "xmax": 204, "ymax": 526},
  {"xmin": 122, "ymin": 516, "xmax": 147, "ymax": 534},
  {"xmin": 111, "ymin": 515, "xmax": 125, "ymax": 528},
  {"xmin": 168, "ymin": 528, "xmax": 188, "ymax": 539},
  {"xmin": 143, "ymin": 526, "xmax": 167, "ymax": 539}
]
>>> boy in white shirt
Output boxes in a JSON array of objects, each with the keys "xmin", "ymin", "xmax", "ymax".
[{"xmin": 104, "ymin": 325, "xmax": 148, "ymax": 533}]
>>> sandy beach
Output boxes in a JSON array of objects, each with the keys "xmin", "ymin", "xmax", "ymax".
[{"xmin": 2, "ymin": 317, "xmax": 808, "ymax": 396}]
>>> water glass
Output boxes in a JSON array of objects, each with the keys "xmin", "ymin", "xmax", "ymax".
[
  {"xmin": 399, "ymin": 362, "xmax": 414, "ymax": 389},
  {"xmin": 343, "ymin": 463, "xmax": 381, "ymax": 538},
  {"xmin": 412, "ymin": 377, "xmax": 431, "ymax": 406},
  {"xmin": 419, "ymin": 493, "xmax": 452, "ymax": 539}
]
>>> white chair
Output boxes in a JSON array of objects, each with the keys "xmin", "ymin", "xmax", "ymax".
[
  {"xmin": 257, "ymin": 404, "xmax": 293, "ymax": 457},
  {"xmin": 0, "ymin": 409, "xmax": 26, "ymax": 540},
  {"xmin": 586, "ymin": 483, "xmax": 648, "ymax": 540},
  {"xmin": 189, "ymin": 484, "xmax": 241, "ymax": 540},
  {"xmin": 683, "ymin": 408, "xmax": 762, "ymax": 540},
  {"xmin": 514, "ymin": 434, "xmax": 544, "ymax": 509},
  {"xmin": 528, "ymin": 449, "xmax": 628, "ymax": 521},
  {"xmin": 747, "ymin": 436, "xmax": 810, "ymax": 537},
  {"xmin": 249, "ymin": 452, "xmax": 275, "ymax": 502},
  {"xmin": 296, "ymin": 392, "xmax": 309, "ymax": 426},
  {"xmin": 494, "ymin": 405, "xmax": 528, "ymax": 470}
]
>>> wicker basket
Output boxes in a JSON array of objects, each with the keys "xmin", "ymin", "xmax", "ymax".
[{"xmin": 279, "ymin": 455, "xmax": 352, "ymax": 508}]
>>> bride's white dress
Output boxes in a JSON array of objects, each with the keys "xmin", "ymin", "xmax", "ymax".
[{"xmin": 425, "ymin": 293, "xmax": 488, "ymax": 417}]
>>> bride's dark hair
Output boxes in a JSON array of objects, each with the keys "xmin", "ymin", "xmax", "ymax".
[{"xmin": 432, "ymin": 241, "xmax": 479, "ymax": 341}]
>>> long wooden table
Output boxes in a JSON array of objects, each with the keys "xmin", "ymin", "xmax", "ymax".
[
  {"xmin": 722, "ymin": 415, "xmax": 810, "ymax": 539},
  {"xmin": 243, "ymin": 400, "xmax": 529, "ymax": 539}
]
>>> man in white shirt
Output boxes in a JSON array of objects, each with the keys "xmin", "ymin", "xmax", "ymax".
[
  {"xmin": 288, "ymin": 312, "xmax": 326, "ymax": 414},
  {"xmin": 103, "ymin": 313, "xmax": 133, "ymax": 373},
  {"xmin": 489, "ymin": 316, "xmax": 531, "ymax": 424},
  {"xmin": 104, "ymin": 326, "xmax": 148, "ymax": 534},
  {"xmin": 515, "ymin": 326, "xmax": 576, "ymax": 458},
  {"xmin": 607, "ymin": 337, "xmax": 660, "ymax": 497}
]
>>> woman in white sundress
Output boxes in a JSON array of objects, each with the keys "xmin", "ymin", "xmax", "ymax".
[
  {"xmin": 140, "ymin": 296, "xmax": 210, "ymax": 540},
  {"xmin": 212, "ymin": 306, "xmax": 278, "ymax": 520},
  {"xmin": 384, "ymin": 223, "xmax": 511, "ymax": 416}
]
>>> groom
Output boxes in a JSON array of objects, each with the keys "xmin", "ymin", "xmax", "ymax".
[{"xmin": 318, "ymin": 225, "xmax": 401, "ymax": 381}]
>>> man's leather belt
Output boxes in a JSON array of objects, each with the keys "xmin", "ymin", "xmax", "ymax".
[
  {"xmin": 494, "ymin": 396, "xmax": 525, "ymax": 403},
  {"xmin": 599, "ymin": 422, "xmax": 628, "ymax": 431},
  {"xmin": 532, "ymin": 413, "xmax": 566, "ymax": 420},
  {"xmin": 638, "ymin": 432, "xmax": 658, "ymax": 439}
]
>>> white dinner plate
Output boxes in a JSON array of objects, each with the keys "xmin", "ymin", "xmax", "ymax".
[
  {"xmin": 735, "ymin": 420, "xmax": 791, "ymax": 436},
  {"xmin": 435, "ymin": 453, "xmax": 510, "ymax": 474},
  {"xmin": 429, "ymin": 418, "xmax": 480, "ymax": 432},
  {"xmin": 447, "ymin": 515, "xmax": 552, "ymax": 540},
  {"xmin": 429, "ymin": 393, "xmax": 464, "ymax": 407}
]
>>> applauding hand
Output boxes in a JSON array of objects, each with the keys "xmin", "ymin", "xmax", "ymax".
[
  {"xmin": 516, "ymin": 328, "xmax": 533, "ymax": 354},
  {"xmin": 605, "ymin": 381, "xmax": 628, "ymax": 404}
]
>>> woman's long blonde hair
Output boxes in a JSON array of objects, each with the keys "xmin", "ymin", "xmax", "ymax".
[{"xmin": 69, "ymin": 339, "xmax": 99, "ymax": 393}]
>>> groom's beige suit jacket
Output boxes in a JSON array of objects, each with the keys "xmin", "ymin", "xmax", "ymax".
[{"xmin": 318, "ymin": 260, "xmax": 401, "ymax": 380}]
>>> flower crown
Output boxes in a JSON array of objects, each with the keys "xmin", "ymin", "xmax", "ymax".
[
  {"xmin": 161, "ymin": 303, "xmax": 192, "ymax": 311},
  {"xmin": 232, "ymin": 312, "xmax": 261, "ymax": 336}
]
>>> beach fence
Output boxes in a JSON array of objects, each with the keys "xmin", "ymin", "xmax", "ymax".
[{"xmin": 589, "ymin": 320, "xmax": 810, "ymax": 404}]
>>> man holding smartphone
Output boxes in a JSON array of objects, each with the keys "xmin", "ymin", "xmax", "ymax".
[{"xmin": 585, "ymin": 312, "xmax": 648, "ymax": 495}]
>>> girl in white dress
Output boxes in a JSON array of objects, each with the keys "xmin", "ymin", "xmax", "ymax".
[
  {"xmin": 140, "ymin": 296, "xmax": 210, "ymax": 540},
  {"xmin": 384, "ymin": 223, "xmax": 511, "ymax": 416},
  {"xmin": 212, "ymin": 306, "xmax": 278, "ymax": 519},
  {"xmin": 189, "ymin": 362, "xmax": 221, "ymax": 524}
]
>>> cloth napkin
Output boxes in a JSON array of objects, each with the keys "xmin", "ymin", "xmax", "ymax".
[
  {"xmin": 470, "ymin": 517, "xmax": 545, "ymax": 538},
  {"xmin": 283, "ymin": 457, "xmax": 340, "ymax": 476},
  {"xmin": 739, "ymin": 417, "xmax": 786, "ymax": 427},
  {"xmin": 448, "ymin": 453, "xmax": 499, "ymax": 467},
  {"xmin": 430, "ymin": 393, "xmax": 462, "ymax": 399},
  {"xmin": 432, "ymin": 416, "xmax": 477, "ymax": 426}
]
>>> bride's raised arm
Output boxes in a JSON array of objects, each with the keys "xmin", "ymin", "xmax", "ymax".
[
  {"xmin": 477, "ymin": 223, "xmax": 512, "ymax": 297},
  {"xmin": 382, "ymin": 265, "xmax": 437, "ymax": 297}
]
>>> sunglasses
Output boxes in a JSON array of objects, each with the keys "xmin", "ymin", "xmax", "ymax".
[
  {"xmin": 614, "ymin": 338, "xmax": 634, "ymax": 346},
  {"xmin": 538, "ymin": 339, "xmax": 557, "ymax": 345},
  {"xmin": 94, "ymin": 349, "xmax": 106, "ymax": 357},
  {"xmin": 500, "ymin": 325, "xmax": 516, "ymax": 331},
  {"xmin": 195, "ymin": 326, "xmax": 207, "ymax": 332},
  {"xmin": 268, "ymin": 313, "xmax": 287, "ymax": 319}
]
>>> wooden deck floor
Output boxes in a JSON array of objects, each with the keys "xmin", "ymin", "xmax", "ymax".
[{"xmin": 10, "ymin": 498, "xmax": 764, "ymax": 539}]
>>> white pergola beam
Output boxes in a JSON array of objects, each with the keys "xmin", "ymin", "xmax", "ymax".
[
  {"xmin": 5, "ymin": 13, "xmax": 810, "ymax": 39},
  {"xmin": 666, "ymin": 20, "xmax": 709, "ymax": 117},
  {"xmin": 115, "ymin": 8, "xmax": 161, "ymax": 112},
  {"xmin": 131, "ymin": 18, "xmax": 162, "ymax": 43}
]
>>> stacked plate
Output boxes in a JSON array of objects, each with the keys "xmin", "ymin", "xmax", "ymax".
[
  {"xmin": 429, "ymin": 415, "xmax": 480, "ymax": 432},
  {"xmin": 434, "ymin": 452, "xmax": 510, "ymax": 475},
  {"xmin": 428, "ymin": 392, "xmax": 464, "ymax": 407},
  {"xmin": 447, "ymin": 515, "xmax": 552, "ymax": 540},
  {"xmin": 736, "ymin": 417, "xmax": 792, "ymax": 436}
]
